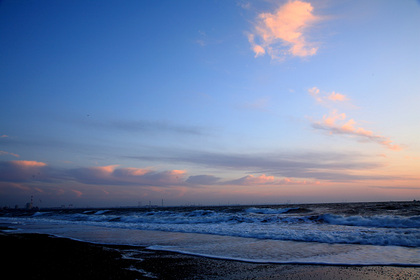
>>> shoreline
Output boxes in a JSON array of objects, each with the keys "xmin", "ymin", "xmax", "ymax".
[{"xmin": 1, "ymin": 229, "xmax": 419, "ymax": 279}]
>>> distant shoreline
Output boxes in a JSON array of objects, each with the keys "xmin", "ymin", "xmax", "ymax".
[
  {"xmin": 1, "ymin": 229, "xmax": 419, "ymax": 280},
  {"xmin": 2, "ymin": 199, "xmax": 418, "ymax": 211}
]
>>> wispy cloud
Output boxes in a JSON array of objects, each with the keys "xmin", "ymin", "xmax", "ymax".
[
  {"xmin": 70, "ymin": 165, "xmax": 187, "ymax": 187},
  {"xmin": 224, "ymin": 174, "xmax": 317, "ymax": 185},
  {"xmin": 327, "ymin": 91, "xmax": 348, "ymax": 102},
  {"xmin": 308, "ymin": 87, "xmax": 401, "ymax": 151},
  {"xmin": 10, "ymin": 160, "xmax": 47, "ymax": 167},
  {"xmin": 0, "ymin": 151, "xmax": 20, "ymax": 158},
  {"xmin": 312, "ymin": 110, "xmax": 401, "ymax": 150},
  {"xmin": 186, "ymin": 175, "xmax": 222, "ymax": 185},
  {"xmin": 308, "ymin": 87, "xmax": 349, "ymax": 104},
  {"xmin": 249, "ymin": 0, "xmax": 322, "ymax": 60},
  {"xmin": 126, "ymin": 150, "xmax": 393, "ymax": 182},
  {"xmin": 83, "ymin": 119, "xmax": 205, "ymax": 136},
  {"xmin": 0, "ymin": 160, "xmax": 49, "ymax": 182},
  {"xmin": 370, "ymin": 185, "xmax": 420, "ymax": 190}
]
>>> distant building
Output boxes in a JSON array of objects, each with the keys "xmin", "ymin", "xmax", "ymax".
[{"xmin": 25, "ymin": 195, "xmax": 34, "ymax": 209}]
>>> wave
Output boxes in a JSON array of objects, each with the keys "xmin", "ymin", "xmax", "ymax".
[
  {"xmin": 13, "ymin": 214, "xmax": 417, "ymax": 247},
  {"xmin": 320, "ymin": 214, "xmax": 420, "ymax": 229},
  {"xmin": 27, "ymin": 209, "xmax": 420, "ymax": 229},
  {"xmin": 245, "ymin": 207, "xmax": 301, "ymax": 214},
  {"xmin": 2, "ymin": 202, "xmax": 419, "ymax": 248}
]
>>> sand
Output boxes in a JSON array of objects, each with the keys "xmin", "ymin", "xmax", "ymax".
[{"xmin": 1, "ymin": 229, "xmax": 419, "ymax": 279}]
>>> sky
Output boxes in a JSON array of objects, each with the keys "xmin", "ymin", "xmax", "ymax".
[{"xmin": 1, "ymin": 0, "xmax": 419, "ymax": 208}]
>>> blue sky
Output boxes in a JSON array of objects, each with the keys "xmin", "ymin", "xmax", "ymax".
[{"xmin": 1, "ymin": 0, "xmax": 419, "ymax": 207}]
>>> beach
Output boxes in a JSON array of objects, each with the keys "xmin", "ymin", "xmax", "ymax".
[{"xmin": 2, "ymin": 230, "xmax": 419, "ymax": 280}]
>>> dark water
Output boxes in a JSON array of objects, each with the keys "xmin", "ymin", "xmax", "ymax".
[{"xmin": 2, "ymin": 201, "xmax": 419, "ymax": 265}]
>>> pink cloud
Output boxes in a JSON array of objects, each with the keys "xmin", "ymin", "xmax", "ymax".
[
  {"xmin": 89, "ymin": 165, "xmax": 119, "ymax": 174},
  {"xmin": 0, "ymin": 151, "xmax": 20, "ymax": 158},
  {"xmin": 117, "ymin": 167, "xmax": 151, "ymax": 176},
  {"xmin": 323, "ymin": 109, "xmax": 346, "ymax": 126},
  {"xmin": 248, "ymin": 34, "xmax": 266, "ymax": 57},
  {"xmin": 250, "ymin": 0, "xmax": 321, "ymax": 59},
  {"xmin": 0, "ymin": 160, "xmax": 49, "ymax": 182},
  {"xmin": 226, "ymin": 174, "xmax": 317, "ymax": 186},
  {"xmin": 11, "ymin": 160, "xmax": 47, "ymax": 167},
  {"xmin": 241, "ymin": 174, "xmax": 276, "ymax": 184},
  {"xmin": 71, "ymin": 189, "xmax": 83, "ymax": 197},
  {"xmin": 313, "ymin": 110, "xmax": 401, "ymax": 150},
  {"xmin": 328, "ymin": 91, "xmax": 348, "ymax": 102},
  {"xmin": 308, "ymin": 87, "xmax": 400, "ymax": 151},
  {"xmin": 71, "ymin": 165, "xmax": 187, "ymax": 187},
  {"xmin": 308, "ymin": 87, "xmax": 349, "ymax": 104}
]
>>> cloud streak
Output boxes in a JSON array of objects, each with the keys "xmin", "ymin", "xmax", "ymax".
[
  {"xmin": 75, "ymin": 118, "xmax": 206, "ymax": 136},
  {"xmin": 308, "ymin": 87, "xmax": 349, "ymax": 104},
  {"xmin": 0, "ymin": 148, "xmax": 393, "ymax": 192},
  {"xmin": 224, "ymin": 174, "xmax": 317, "ymax": 186},
  {"xmin": 70, "ymin": 165, "xmax": 187, "ymax": 187},
  {"xmin": 308, "ymin": 87, "xmax": 401, "ymax": 151},
  {"xmin": 127, "ymin": 150, "xmax": 395, "ymax": 182},
  {"xmin": 249, "ymin": 0, "xmax": 321, "ymax": 59},
  {"xmin": 312, "ymin": 110, "xmax": 401, "ymax": 150},
  {"xmin": 0, "ymin": 151, "xmax": 411, "ymax": 207},
  {"xmin": 0, "ymin": 160, "xmax": 49, "ymax": 182},
  {"xmin": 0, "ymin": 151, "xmax": 20, "ymax": 158}
]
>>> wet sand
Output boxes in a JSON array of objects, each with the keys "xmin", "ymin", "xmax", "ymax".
[{"xmin": 1, "ymin": 230, "xmax": 419, "ymax": 279}]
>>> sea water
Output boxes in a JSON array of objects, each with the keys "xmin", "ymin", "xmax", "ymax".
[{"xmin": 1, "ymin": 201, "xmax": 419, "ymax": 265}]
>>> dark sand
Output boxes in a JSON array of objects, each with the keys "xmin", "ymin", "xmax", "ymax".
[{"xmin": 1, "ymin": 229, "xmax": 419, "ymax": 280}]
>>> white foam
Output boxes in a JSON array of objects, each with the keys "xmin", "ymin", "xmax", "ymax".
[
  {"xmin": 7, "ymin": 221, "xmax": 420, "ymax": 266},
  {"xmin": 94, "ymin": 210, "xmax": 110, "ymax": 215},
  {"xmin": 3, "ymin": 210, "xmax": 419, "ymax": 247}
]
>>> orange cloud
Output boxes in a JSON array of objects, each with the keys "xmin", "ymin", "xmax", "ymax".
[
  {"xmin": 0, "ymin": 160, "xmax": 49, "ymax": 182},
  {"xmin": 250, "ymin": 0, "xmax": 321, "ymax": 59},
  {"xmin": 313, "ymin": 110, "xmax": 401, "ymax": 150},
  {"xmin": 11, "ymin": 160, "xmax": 47, "ymax": 167},
  {"xmin": 71, "ymin": 165, "xmax": 187, "ymax": 187},
  {"xmin": 90, "ymin": 165, "xmax": 119, "ymax": 174},
  {"xmin": 309, "ymin": 87, "xmax": 348, "ymax": 104},
  {"xmin": 72, "ymin": 189, "xmax": 83, "ymax": 197},
  {"xmin": 248, "ymin": 34, "xmax": 266, "ymax": 57},
  {"xmin": 116, "ymin": 167, "xmax": 151, "ymax": 176},
  {"xmin": 328, "ymin": 91, "xmax": 348, "ymax": 102},
  {"xmin": 155, "ymin": 170, "xmax": 187, "ymax": 184},
  {"xmin": 242, "ymin": 174, "xmax": 276, "ymax": 184},
  {"xmin": 170, "ymin": 170, "xmax": 187, "ymax": 176},
  {"xmin": 323, "ymin": 109, "xmax": 346, "ymax": 126},
  {"xmin": 308, "ymin": 87, "xmax": 400, "ymax": 151}
]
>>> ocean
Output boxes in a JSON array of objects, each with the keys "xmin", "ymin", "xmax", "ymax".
[{"xmin": 1, "ymin": 201, "xmax": 419, "ymax": 266}]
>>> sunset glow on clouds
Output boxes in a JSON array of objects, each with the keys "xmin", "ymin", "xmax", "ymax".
[
  {"xmin": 308, "ymin": 87, "xmax": 348, "ymax": 104},
  {"xmin": 0, "ymin": 151, "xmax": 19, "ymax": 158},
  {"xmin": 312, "ymin": 110, "xmax": 401, "ymax": 151},
  {"xmin": 249, "ymin": 0, "xmax": 321, "ymax": 59},
  {"xmin": 1, "ymin": 1, "xmax": 419, "ymax": 207},
  {"xmin": 309, "ymin": 87, "xmax": 401, "ymax": 151}
]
